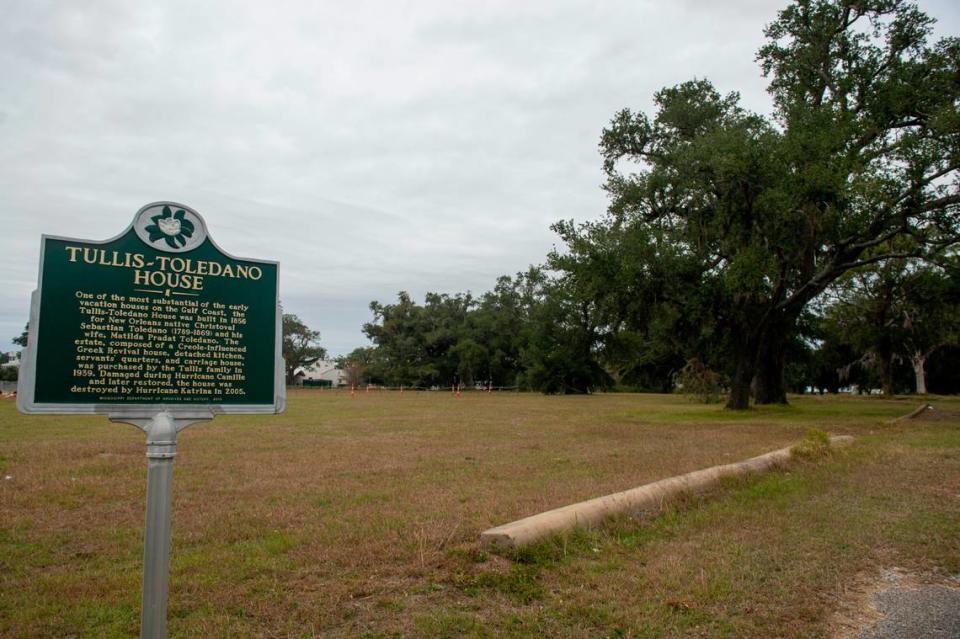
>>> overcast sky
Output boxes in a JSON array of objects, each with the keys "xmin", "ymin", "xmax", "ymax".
[{"xmin": 2, "ymin": 0, "xmax": 957, "ymax": 356}]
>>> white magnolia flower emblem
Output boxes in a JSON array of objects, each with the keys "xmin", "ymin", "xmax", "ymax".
[
  {"xmin": 143, "ymin": 205, "xmax": 195, "ymax": 249},
  {"xmin": 158, "ymin": 216, "xmax": 182, "ymax": 236}
]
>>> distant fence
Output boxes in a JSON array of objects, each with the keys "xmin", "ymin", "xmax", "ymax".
[{"xmin": 0, "ymin": 381, "xmax": 17, "ymax": 394}]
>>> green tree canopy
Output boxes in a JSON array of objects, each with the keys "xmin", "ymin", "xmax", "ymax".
[
  {"xmin": 282, "ymin": 314, "xmax": 326, "ymax": 385},
  {"xmin": 359, "ymin": 269, "xmax": 604, "ymax": 391},
  {"xmin": 556, "ymin": 0, "xmax": 959, "ymax": 408},
  {"xmin": 363, "ymin": 291, "xmax": 474, "ymax": 387},
  {"xmin": 518, "ymin": 274, "xmax": 612, "ymax": 394}
]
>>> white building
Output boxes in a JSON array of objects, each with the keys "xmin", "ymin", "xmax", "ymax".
[{"xmin": 292, "ymin": 359, "xmax": 345, "ymax": 387}]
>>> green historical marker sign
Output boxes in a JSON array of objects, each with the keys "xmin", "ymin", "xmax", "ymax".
[
  {"xmin": 18, "ymin": 201, "xmax": 284, "ymax": 413},
  {"xmin": 17, "ymin": 202, "xmax": 284, "ymax": 639}
]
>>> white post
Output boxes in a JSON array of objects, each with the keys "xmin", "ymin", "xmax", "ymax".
[{"xmin": 912, "ymin": 353, "xmax": 928, "ymax": 395}]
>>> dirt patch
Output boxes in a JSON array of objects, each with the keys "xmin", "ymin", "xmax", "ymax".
[
  {"xmin": 911, "ymin": 405, "xmax": 960, "ymax": 422},
  {"xmin": 830, "ymin": 573, "xmax": 888, "ymax": 639}
]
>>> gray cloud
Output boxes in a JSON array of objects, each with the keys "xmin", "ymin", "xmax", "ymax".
[{"xmin": 2, "ymin": 0, "xmax": 957, "ymax": 355}]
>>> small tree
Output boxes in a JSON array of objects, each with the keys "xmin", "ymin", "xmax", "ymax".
[
  {"xmin": 336, "ymin": 347, "xmax": 378, "ymax": 388},
  {"xmin": 674, "ymin": 358, "xmax": 724, "ymax": 404},
  {"xmin": 339, "ymin": 359, "xmax": 364, "ymax": 389},
  {"xmin": 282, "ymin": 314, "xmax": 326, "ymax": 385},
  {"xmin": 13, "ymin": 323, "xmax": 28, "ymax": 348}
]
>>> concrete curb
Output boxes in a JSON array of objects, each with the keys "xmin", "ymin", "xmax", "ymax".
[
  {"xmin": 890, "ymin": 403, "xmax": 933, "ymax": 424},
  {"xmin": 481, "ymin": 435, "xmax": 855, "ymax": 551}
]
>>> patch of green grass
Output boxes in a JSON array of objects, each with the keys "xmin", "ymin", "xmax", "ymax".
[
  {"xmin": 732, "ymin": 471, "xmax": 808, "ymax": 504},
  {"xmin": 513, "ymin": 527, "xmax": 595, "ymax": 566},
  {"xmin": 348, "ymin": 490, "xmax": 393, "ymax": 507},
  {"xmin": 486, "ymin": 564, "xmax": 543, "ymax": 603},
  {"xmin": 413, "ymin": 611, "xmax": 494, "ymax": 637},
  {"xmin": 79, "ymin": 601, "xmax": 139, "ymax": 637},
  {"xmin": 790, "ymin": 427, "xmax": 832, "ymax": 459},
  {"xmin": 617, "ymin": 393, "xmax": 918, "ymax": 427},
  {"xmin": 374, "ymin": 598, "xmax": 405, "ymax": 612},
  {"xmin": 453, "ymin": 563, "xmax": 545, "ymax": 604},
  {"xmin": 262, "ymin": 529, "xmax": 297, "ymax": 556},
  {"xmin": 903, "ymin": 428, "xmax": 960, "ymax": 450}
]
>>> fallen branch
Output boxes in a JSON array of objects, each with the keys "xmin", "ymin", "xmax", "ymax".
[{"xmin": 889, "ymin": 403, "xmax": 933, "ymax": 424}]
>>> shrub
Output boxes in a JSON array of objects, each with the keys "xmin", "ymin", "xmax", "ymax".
[{"xmin": 674, "ymin": 358, "xmax": 723, "ymax": 403}]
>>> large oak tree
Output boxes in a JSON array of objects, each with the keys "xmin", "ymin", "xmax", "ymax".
[{"xmin": 560, "ymin": 0, "xmax": 959, "ymax": 408}]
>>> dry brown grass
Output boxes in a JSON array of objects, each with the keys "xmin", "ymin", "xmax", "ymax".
[{"xmin": 1, "ymin": 391, "xmax": 957, "ymax": 637}]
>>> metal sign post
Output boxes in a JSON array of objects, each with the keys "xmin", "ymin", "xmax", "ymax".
[
  {"xmin": 18, "ymin": 202, "xmax": 285, "ymax": 638},
  {"xmin": 112, "ymin": 411, "xmax": 211, "ymax": 639}
]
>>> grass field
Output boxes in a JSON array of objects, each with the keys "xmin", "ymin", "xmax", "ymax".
[{"xmin": 1, "ymin": 391, "xmax": 958, "ymax": 638}]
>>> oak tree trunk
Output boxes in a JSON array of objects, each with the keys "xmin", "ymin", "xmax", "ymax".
[
  {"xmin": 754, "ymin": 326, "xmax": 788, "ymax": 405},
  {"xmin": 877, "ymin": 349, "xmax": 894, "ymax": 396},
  {"xmin": 726, "ymin": 357, "xmax": 754, "ymax": 410},
  {"xmin": 726, "ymin": 334, "xmax": 759, "ymax": 410}
]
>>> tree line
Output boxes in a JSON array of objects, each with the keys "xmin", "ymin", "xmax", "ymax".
[
  {"xmin": 340, "ymin": 256, "xmax": 959, "ymax": 397},
  {"xmin": 340, "ymin": 268, "xmax": 611, "ymax": 392},
  {"xmin": 340, "ymin": 0, "xmax": 960, "ymax": 407}
]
